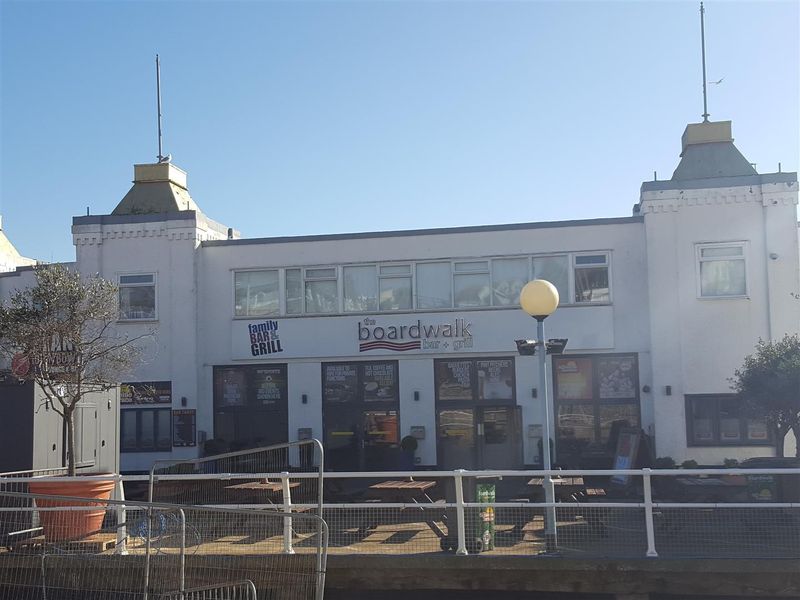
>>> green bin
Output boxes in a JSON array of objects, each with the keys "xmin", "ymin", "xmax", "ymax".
[{"xmin": 476, "ymin": 483, "xmax": 496, "ymax": 551}]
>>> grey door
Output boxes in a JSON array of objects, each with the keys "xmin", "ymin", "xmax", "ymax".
[{"xmin": 478, "ymin": 406, "xmax": 522, "ymax": 470}]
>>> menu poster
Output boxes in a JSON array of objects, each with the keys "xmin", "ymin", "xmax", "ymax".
[
  {"xmin": 476, "ymin": 359, "xmax": 514, "ymax": 401},
  {"xmin": 554, "ymin": 358, "xmax": 593, "ymax": 401},
  {"xmin": 362, "ymin": 362, "xmax": 396, "ymax": 401},
  {"xmin": 253, "ymin": 367, "xmax": 286, "ymax": 407},
  {"xmin": 172, "ymin": 409, "xmax": 196, "ymax": 447},
  {"xmin": 598, "ymin": 356, "xmax": 637, "ymax": 399},
  {"xmin": 436, "ymin": 360, "xmax": 473, "ymax": 401},
  {"xmin": 121, "ymin": 381, "xmax": 172, "ymax": 405},
  {"xmin": 611, "ymin": 429, "xmax": 641, "ymax": 486},
  {"xmin": 324, "ymin": 364, "xmax": 358, "ymax": 403},
  {"xmin": 218, "ymin": 369, "xmax": 246, "ymax": 407}
]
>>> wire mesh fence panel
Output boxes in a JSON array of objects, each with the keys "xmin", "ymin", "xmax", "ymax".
[
  {"xmin": 156, "ymin": 580, "xmax": 258, "ymax": 599},
  {"xmin": 0, "ymin": 491, "xmax": 328, "ymax": 600},
  {"xmin": 149, "ymin": 440, "xmax": 323, "ymax": 518},
  {"xmin": 653, "ymin": 505, "xmax": 800, "ymax": 559}
]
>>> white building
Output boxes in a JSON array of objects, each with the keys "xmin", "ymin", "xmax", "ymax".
[{"xmin": 2, "ymin": 119, "xmax": 798, "ymax": 473}]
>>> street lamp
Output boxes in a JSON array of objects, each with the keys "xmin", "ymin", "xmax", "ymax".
[{"xmin": 519, "ymin": 279, "xmax": 559, "ymax": 552}]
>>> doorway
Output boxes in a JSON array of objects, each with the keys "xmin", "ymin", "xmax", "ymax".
[{"xmin": 437, "ymin": 406, "xmax": 522, "ymax": 470}]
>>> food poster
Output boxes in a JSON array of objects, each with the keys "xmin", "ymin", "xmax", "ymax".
[
  {"xmin": 323, "ymin": 363, "xmax": 359, "ymax": 403},
  {"xmin": 476, "ymin": 359, "xmax": 514, "ymax": 401},
  {"xmin": 436, "ymin": 360, "xmax": 474, "ymax": 401},
  {"xmin": 362, "ymin": 362, "xmax": 397, "ymax": 401},
  {"xmin": 597, "ymin": 356, "xmax": 637, "ymax": 399},
  {"xmin": 554, "ymin": 358, "xmax": 593, "ymax": 401},
  {"xmin": 253, "ymin": 367, "xmax": 286, "ymax": 407},
  {"xmin": 121, "ymin": 381, "xmax": 172, "ymax": 405},
  {"xmin": 217, "ymin": 369, "xmax": 246, "ymax": 407}
]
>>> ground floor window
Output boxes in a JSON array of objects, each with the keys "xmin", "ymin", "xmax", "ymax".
[
  {"xmin": 553, "ymin": 354, "xmax": 640, "ymax": 466},
  {"xmin": 212, "ymin": 364, "xmax": 288, "ymax": 452},
  {"xmin": 121, "ymin": 408, "xmax": 171, "ymax": 452},
  {"xmin": 322, "ymin": 361, "xmax": 399, "ymax": 470},
  {"xmin": 685, "ymin": 394, "xmax": 771, "ymax": 446}
]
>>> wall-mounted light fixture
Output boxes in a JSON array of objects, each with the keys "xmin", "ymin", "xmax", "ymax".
[
  {"xmin": 642, "ymin": 385, "xmax": 651, "ymax": 393},
  {"xmin": 665, "ymin": 385, "xmax": 672, "ymax": 396},
  {"xmin": 181, "ymin": 396, "xmax": 188, "ymax": 407},
  {"xmin": 413, "ymin": 391, "xmax": 420, "ymax": 401},
  {"xmin": 531, "ymin": 388, "xmax": 538, "ymax": 398},
  {"xmin": 301, "ymin": 394, "xmax": 308, "ymax": 404}
]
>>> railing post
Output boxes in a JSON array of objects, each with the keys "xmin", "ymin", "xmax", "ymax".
[
  {"xmin": 543, "ymin": 473, "xmax": 557, "ymax": 553},
  {"xmin": 454, "ymin": 470, "xmax": 468, "ymax": 556},
  {"xmin": 642, "ymin": 468, "xmax": 658, "ymax": 558},
  {"xmin": 114, "ymin": 475, "xmax": 128, "ymax": 555},
  {"xmin": 281, "ymin": 472, "xmax": 295, "ymax": 554},
  {"xmin": 143, "ymin": 506, "xmax": 152, "ymax": 600},
  {"xmin": 178, "ymin": 509, "xmax": 186, "ymax": 596}
]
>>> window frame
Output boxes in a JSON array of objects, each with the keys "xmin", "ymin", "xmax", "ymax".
[
  {"xmin": 233, "ymin": 268, "xmax": 281, "ymax": 318},
  {"xmin": 572, "ymin": 253, "xmax": 612, "ymax": 305},
  {"xmin": 303, "ymin": 265, "xmax": 340, "ymax": 314},
  {"xmin": 378, "ymin": 263, "xmax": 413, "ymax": 311},
  {"xmin": 685, "ymin": 394, "xmax": 772, "ymax": 447},
  {"xmin": 118, "ymin": 272, "xmax": 157, "ymax": 321},
  {"xmin": 695, "ymin": 242, "xmax": 749, "ymax": 299},
  {"xmin": 120, "ymin": 407, "xmax": 172, "ymax": 453},
  {"xmin": 343, "ymin": 264, "xmax": 378, "ymax": 313}
]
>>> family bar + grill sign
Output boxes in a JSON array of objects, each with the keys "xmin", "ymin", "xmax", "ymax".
[{"xmin": 358, "ymin": 317, "xmax": 473, "ymax": 352}]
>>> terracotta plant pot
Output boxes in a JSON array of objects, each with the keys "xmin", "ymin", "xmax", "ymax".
[{"xmin": 28, "ymin": 477, "xmax": 115, "ymax": 542}]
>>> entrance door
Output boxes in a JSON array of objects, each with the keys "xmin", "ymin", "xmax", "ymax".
[{"xmin": 437, "ymin": 406, "xmax": 522, "ymax": 470}]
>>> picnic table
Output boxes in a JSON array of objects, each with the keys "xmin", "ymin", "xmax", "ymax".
[
  {"xmin": 361, "ymin": 478, "xmax": 447, "ymax": 542},
  {"xmin": 224, "ymin": 480, "xmax": 301, "ymax": 505}
]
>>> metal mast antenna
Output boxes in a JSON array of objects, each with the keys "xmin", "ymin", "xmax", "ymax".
[
  {"xmin": 156, "ymin": 54, "xmax": 164, "ymax": 161},
  {"xmin": 700, "ymin": 3, "xmax": 710, "ymax": 122}
]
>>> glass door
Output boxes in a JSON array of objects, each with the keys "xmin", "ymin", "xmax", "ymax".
[
  {"xmin": 437, "ymin": 408, "xmax": 476, "ymax": 470},
  {"xmin": 478, "ymin": 406, "xmax": 522, "ymax": 469}
]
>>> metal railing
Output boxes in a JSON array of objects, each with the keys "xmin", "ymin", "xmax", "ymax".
[
  {"xmin": 0, "ymin": 490, "xmax": 328, "ymax": 600},
  {"xmin": 3, "ymin": 467, "xmax": 798, "ymax": 560}
]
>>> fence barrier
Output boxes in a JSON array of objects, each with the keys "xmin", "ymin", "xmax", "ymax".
[{"xmin": 0, "ymin": 490, "xmax": 328, "ymax": 600}]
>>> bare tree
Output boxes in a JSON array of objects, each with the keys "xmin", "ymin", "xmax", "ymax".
[{"xmin": 0, "ymin": 264, "xmax": 151, "ymax": 475}]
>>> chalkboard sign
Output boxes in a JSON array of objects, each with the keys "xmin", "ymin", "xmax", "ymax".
[
  {"xmin": 172, "ymin": 409, "xmax": 197, "ymax": 447},
  {"xmin": 611, "ymin": 429, "xmax": 641, "ymax": 486}
]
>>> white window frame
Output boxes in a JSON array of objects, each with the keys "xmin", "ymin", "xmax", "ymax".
[
  {"xmin": 695, "ymin": 241, "xmax": 748, "ymax": 299},
  {"xmin": 304, "ymin": 265, "xmax": 340, "ymax": 314},
  {"xmin": 572, "ymin": 252, "xmax": 612, "ymax": 305},
  {"xmin": 378, "ymin": 263, "xmax": 413, "ymax": 311},
  {"xmin": 118, "ymin": 272, "xmax": 157, "ymax": 321},
  {"xmin": 232, "ymin": 268, "xmax": 281, "ymax": 318},
  {"xmin": 343, "ymin": 263, "xmax": 378, "ymax": 313}
]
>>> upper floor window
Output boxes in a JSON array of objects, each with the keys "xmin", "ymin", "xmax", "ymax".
[
  {"xmin": 574, "ymin": 254, "xmax": 610, "ymax": 303},
  {"xmin": 344, "ymin": 265, "xmax": 377, "ymax": 312},
  {"xmin": 119, "ymin": 273, "xmax": 156, "ymax": 320},
  {"xmin": 304, "ymin": 267, "xmax": 338, "ymax": 313},
  {"xmin": 697, "ymin": 243, "xmax": 747, "ymax": 297},
  {"xmin": 234, "ymin": 270, "xmax": 279, "ymax": 317},
  {"xmin": 454, "ymin": 261, "xmax": 491, "ymax": 308},
  {"xmin": 416, "ymin": 262, "xmax": 452, "ymax": 309},
  {"xmin": 379, "ymin": 264, "xmax": 412, "ymax": 310}
]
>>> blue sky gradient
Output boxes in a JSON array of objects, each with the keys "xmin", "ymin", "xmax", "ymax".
[{"xmin": 1, "ymin": 0, "xmax": 798, "ymax": 262}]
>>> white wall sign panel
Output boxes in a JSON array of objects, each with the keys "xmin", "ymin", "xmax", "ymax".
[{"xmin": 231, "ymin": 307, "xmax": 615, "ymax": 360}]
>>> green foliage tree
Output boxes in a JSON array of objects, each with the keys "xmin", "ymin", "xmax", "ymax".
[
  {"xmin": 731, "ymin": 334, "xmax": 800, "ymax": 457},
  {"xmin": 0, "ymin": 265, "xmax": 149, "ymax": 475}
]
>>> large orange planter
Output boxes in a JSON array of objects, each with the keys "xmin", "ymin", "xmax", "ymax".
[{"xmin": 28, "ymin": 477, "xmax": 116, "ymax": 542}]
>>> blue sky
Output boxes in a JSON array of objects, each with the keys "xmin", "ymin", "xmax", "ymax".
[{"xmin": 1, "ymin": 0, "xmax": 798, "ymax": 263}]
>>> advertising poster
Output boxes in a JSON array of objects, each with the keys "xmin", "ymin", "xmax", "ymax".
[
  {"xmin": 323, "ymin": 363, "xmax": 359, "ymax": 403},
  {"xmin": 120, "ymin": 381, "xmax": 172, "ymax": 405},
  {"xmin": 476, "ymin": 359, "xmax": 514, "ymax": 401},
  {"xmin": 253, "ymin": 367, "xmax": 286, "ymax": 407},
  {"xmin": 597, "ymin": 356, "xmax": 637, "ymax": 399},
  {"xmin": 172, "ymin": 409, "xmax": 197, "ymax": 447},
  {"xmin": 362, "ymin": 362, "xmax": 396, "ymax": 401},
  {"xmin": 554, "ymin": 358, "xmax": 593, "ymax": 401},
  {"xmin": 217, "ymin": 369, "xmax": 246, "ymax": 407},
  {"xmin": 436, "ymin": 360, "xmax": 473, "ymax": 401}
]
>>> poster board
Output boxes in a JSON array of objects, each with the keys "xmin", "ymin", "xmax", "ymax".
[
  {"xmin": 172, "ymin": 409, "xmax": 197, "ymax": 447},
  {"xmin": 611, "ymin": 428, "xmax": 641, "ymax": 486}
]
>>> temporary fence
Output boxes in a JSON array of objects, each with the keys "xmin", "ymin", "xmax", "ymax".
[{"xmin": 0, "ymin": 490, "xmax": 328, "ymax": 600}]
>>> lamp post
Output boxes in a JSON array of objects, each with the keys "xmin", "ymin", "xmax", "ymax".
[{"xmin": 519, "ymin": 279, "xmax": 559, "ymax": 552}]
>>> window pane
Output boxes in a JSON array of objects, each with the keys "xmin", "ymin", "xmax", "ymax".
[
  {"xmin": 719, "ymin": 398, "xmax": 742, "ymax": 442},
  {"xmin": 379, "ymin": 277, "xmax": 412, "ymax": 310},
  {"xmin": 455, "ymin": 261, "xmax": 488, "ymax": 273},
  {"xmin": 575, "ymin": 266, "xmax": 609, "ymax": 303},
  {"xmin": 380, "ymin": 265, "xmax": 410, "ymax": 275},
  {"xmin": 286, "ymin": 269, "xmax": 302, "ymax": 314},
  {"xmin": 747, "ymin": 419, "xmax": 769, "ymax": 441},
  {"xmin": 140, "ymin": 411, "xmax": 155, "ymax": 450},
  {"xmin": 364, "ymin": 410, "xmax": 399, "ymax": 446},
  {"xmin": 701, "ymin": 246, "xmax": 743, "ymax": 258},
  {"xmin": 532, "ymin": 256, "xmax": 569, "ymax": 303},
  {"xmin": 120, "ymin": 274, "xmax": 154, "ymax": 284},
  {"xmin": 483, "ymin": 408, "xmax": 509, "ymax": 444},
  {"xmin": 476, "ymin": 359, "xmax": 514, "ymax": 401},
  {"xmin": 121, "ymin": 412, "xmax": 137, "ymax": 451},
  {"xmin": 417, "ymin": 262, "xmax": 452, "ymax": 309},
  {"xmin": 343, "ymin": 265, "xmax": 377, "ymax": 312},
  {"xmin": 558, "ymin": 404, "xmax": 595, "ymax": 442},
  {"xmin": 575, "ymin": 254, "xmax": 607, "ymax": 265},
  {"xmin": 306, "ymin": 280, "xmax": 338, "ymax": 313},
  {"xmin": 157, "ymin": 410, "xmax": 172, "ymax": 450},
  {"xmin": 234, "ymin": 271, "xmax": 279, "ymax": 317},
  {"xmin": 306, "ymin": 268, "xmax": 335, "ymax": 279},
  {"xmin": 454, "ymin": 273, "xmax": 491, "ymax": 307},
  {"xmin": 700, "ymin": 260, "xmax": 746, "ymax": 296},
  {"xmin": 119, "ymin": 286, "xmax": 155, "ymax": 319},
  {"xmin": 436, "ymin": 360, "xmax": 474, "ymax": 401},
  {"xmin": 323, "ymin": 363, "xmax": 359, "ymax": 403},
  {"xmin": 362, "ymin": 362, "xmax": 397, "ymax": 401},
  {"xmin": 598, "ymin": 404, "xmax": 639, "ymax": 444},
  {"xmin": 492, "ymin": 258, "xmax": 527, "ymax": 306},
  {"xmin": 690, "ymin": 399, "xmax": 715, "ymax": 443}
]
